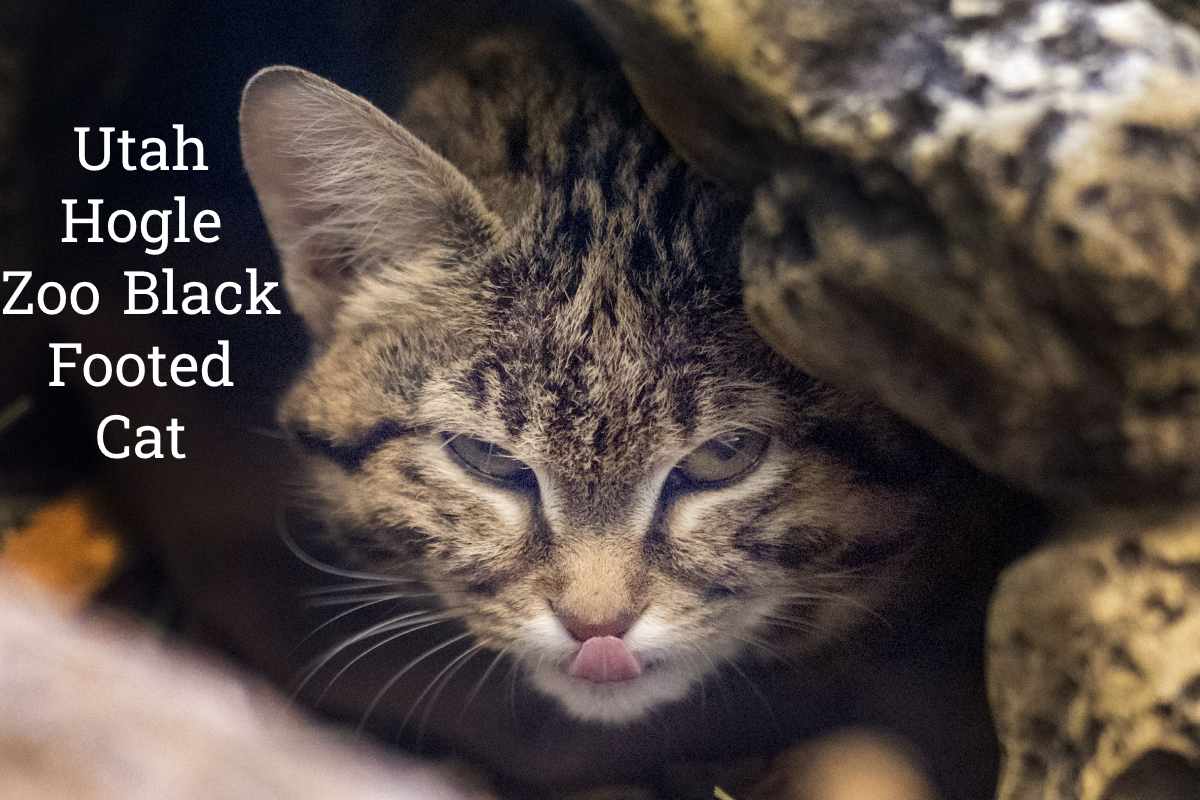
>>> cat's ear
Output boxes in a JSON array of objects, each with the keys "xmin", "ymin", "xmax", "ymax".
[{"xmin": 239, "ymin": 66, "xmax": 499, "ymax": 339}]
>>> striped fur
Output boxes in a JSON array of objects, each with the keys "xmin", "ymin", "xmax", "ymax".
[{"xmin": 241, "ymin": 29, "xmax": 965, "ymax": 724}]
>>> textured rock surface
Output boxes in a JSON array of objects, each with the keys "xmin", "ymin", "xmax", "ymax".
[
  {"xmin": 1155, "ymin": 0, "xmax": 1200, "ymax": 30},
  {"xmin": 577, "ymin": 0, "xmax": 1200, "ymax": 506},
  {"xmin": 576, "ymin": 2, "xmax": 1200, "ymax": 798},
  {"xmin": 988, "ymin": 509, "xmax": 1200, "ymax": 800}
]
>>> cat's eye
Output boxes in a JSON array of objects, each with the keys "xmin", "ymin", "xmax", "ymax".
[
  {"xmin": 673, "ymin": 429, "xmax": 769, "ymax": 486},
  {"xmin": 443, "ymin": 434, "xmax": 533, "ymax": 486}
]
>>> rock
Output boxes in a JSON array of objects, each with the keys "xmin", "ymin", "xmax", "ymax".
[
  {"xmin": 1154, "ymin": 0, "xmax": 1200, "ymax": 30},
  {"xmin": 744, "ymin": 730, "xmax": 937, "ymax": 800},
  {"xmin": 575, "ymin": 0, "xmax": 1200, "ymax": 505},
  {"xmin": 987, "ymin": 507, "xmax": 1200, "ymax": 800},
  {"xmin": 575, "ymin": 3, "xmax": 1200, "ymax": 798}
]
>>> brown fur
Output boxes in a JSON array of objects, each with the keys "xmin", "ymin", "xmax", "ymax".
[{"xmin": 238, "ymin": 20, "xmax": 1017, "ymax": 787}]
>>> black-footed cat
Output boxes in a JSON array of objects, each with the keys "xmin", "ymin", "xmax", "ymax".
[{"xmin": 231, "ymin": 16, "xmax": 1029, "ymax": 800}]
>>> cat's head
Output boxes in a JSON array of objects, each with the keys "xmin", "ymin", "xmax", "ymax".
[{"xmin": 241, "ymin": 66, "xmax": 945, "ymax": 724}]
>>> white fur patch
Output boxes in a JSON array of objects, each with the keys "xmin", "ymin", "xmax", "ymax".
[{"xmin": 516, "ymin": 609, "xmax": 729, "ymax": 724}]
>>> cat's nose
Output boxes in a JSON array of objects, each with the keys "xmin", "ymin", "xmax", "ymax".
[{"xmin": 555, "ymin": 609, "xmax": 638, "ymax": 642}]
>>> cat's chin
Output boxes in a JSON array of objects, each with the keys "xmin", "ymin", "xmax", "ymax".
[{"xmin": 527, "ymin": 658, "xmax": 698, "ymax": 724}]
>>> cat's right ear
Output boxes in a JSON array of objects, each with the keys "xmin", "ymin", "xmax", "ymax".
[{"xmin": 239, "ymin": 66, "xmax": 500, "ymax": 340}]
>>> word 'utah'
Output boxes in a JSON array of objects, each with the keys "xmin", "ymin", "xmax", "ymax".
[{"xmin": 75, "ymin": 125, "xmax": 207, "ymax": 171}]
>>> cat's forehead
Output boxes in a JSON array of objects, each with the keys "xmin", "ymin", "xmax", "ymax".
[
  {"xmin": 439, "ymin": 129, "xmax": 780, "ymax": 466},
  {"xmin": 448, "ymin": 242, "xmax": 779, "ymax": 488},
  {"xmin": 449, "ymin": 326, "xmax": 756, "ymax": 516}
]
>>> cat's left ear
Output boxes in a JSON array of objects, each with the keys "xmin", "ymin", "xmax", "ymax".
[{"xmin": 239, "ymin": 66, "xmax": 500, "ymax": 339}]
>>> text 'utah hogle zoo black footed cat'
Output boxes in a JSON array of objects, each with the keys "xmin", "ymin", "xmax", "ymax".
[{"xmin": 232, "ymin": 18, "xmax": 1035, "ymax": 800}]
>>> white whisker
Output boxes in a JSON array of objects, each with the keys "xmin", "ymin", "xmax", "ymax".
[
  {"xmin": 410, "ymin": 640, "xmax": 490, "ymax": 742},
  {"xmin": 720, "ymin": 653, "xmax": 780, "ymax": 735},
  {"xmin": 306, "ymin": 590, "xmax": 441, "ymax": 608},
  {"xmin": 458, "ymin": 645, "xmax": 510, "ymax": 723},
  {"xmin": 317, "ymin": 615, "xmax": 461, "ymax": 705},
  {"xmin": 356, "ymin": 630, "xmax": 476, "ymax": 733},
  {"xmin": 292, "ymin": 609, "xmax": 453, "ymax": 700},
  {"xmin": 303, "ymin": 577, "xmax": 423, "ymax": 596},
  {"xmin": 293, "ymin": 595, "xmax": 412, "ymax": 653},
  {"xmin": 277, "ymin": 504, "xmax": 405, "ymax": 583}
]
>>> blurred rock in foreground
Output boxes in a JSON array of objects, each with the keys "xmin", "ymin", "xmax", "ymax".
[{"xmin": 0, "ymin": 573, "xmax": 493, "ymax": 800}]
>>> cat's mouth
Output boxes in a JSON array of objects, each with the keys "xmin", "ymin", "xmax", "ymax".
[
  {"xmin": 564, "ymin": 635, "xmax": 643, "ymax": 684},
  {"xmin": 519, "ymin": 614, "xmax": 700, "ymax": 723},
  {"xmin": 532, "ymin": 640, "xmax": 689, "ymax": 723}
]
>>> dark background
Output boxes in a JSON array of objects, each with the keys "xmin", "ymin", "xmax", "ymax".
[
  {"xmin": 1, "ymin": 0, "xmax": 481, "ymax": 501},
  {"xmin": 0, "ymin": 0, "xmax": 469, "ymax": 620},
  {"xmin": 1, "ymin": 0, "xmax": 584, "ymax": 497}
]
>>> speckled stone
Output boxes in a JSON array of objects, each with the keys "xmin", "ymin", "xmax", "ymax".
[
  {"xmin": 577, "ymin": 3, "xmax": 1200, "ymax": 797},
  {"xmin": 988, "ymin": 508, "xmax": 1200, "ymax": 800},
  {"xmin": 577, "ymin": 0, "xmax": 1200, "ymax": 506}
]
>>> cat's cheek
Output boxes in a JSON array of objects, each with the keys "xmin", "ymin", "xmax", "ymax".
[
  {"xmin": 306, "ymin": 459, "xmax": 358, "ymax": 507},
  {"xmin": 762, "ymin": 590, "xmax": 875, "ymax": 654},
  {"xmin": 514, "ymin": 610, "xmax": 575, "ymax": 659},
  {"xmin": 622, "ymin": 612, "xmax": 677, "ymax": 652},
  {"xmin": 623, "ymin": 609, "xmax": 737, "ymax": 670}
]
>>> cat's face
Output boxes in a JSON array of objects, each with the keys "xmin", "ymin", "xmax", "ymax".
[{"xmin": 242, "ymin": 66, "xmax": 938, "ymax": 724}]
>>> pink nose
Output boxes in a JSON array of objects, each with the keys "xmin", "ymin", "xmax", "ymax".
[{"xmin": 556, "ymin": 610, "xmax": 637, "ymax": 642}]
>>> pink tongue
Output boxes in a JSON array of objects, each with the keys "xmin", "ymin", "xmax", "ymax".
[{"xmin": 567, "ymin": 636, "xmax": 642, "ymax": 683}]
